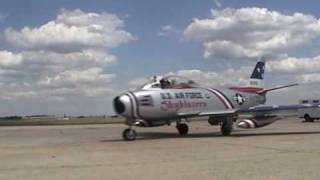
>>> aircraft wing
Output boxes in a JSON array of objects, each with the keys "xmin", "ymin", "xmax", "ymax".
[
  {"xmin": 178, "ymin": 109, "xmax": 235, "ymax": 117},
  {"xmin": 177, "ymin": 104, "xmax": 316, "ymax": 118},
  {"xmin": 234, "ymin": 104, "xmax": 320, "ymax": 129},
  {"xmin": 237, "ymin": 103, "xmax": 317, "ymax": 116}
]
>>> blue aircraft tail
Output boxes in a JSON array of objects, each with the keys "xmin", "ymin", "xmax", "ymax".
[
  {"xmin": 229, "ymin": 57, "xmax": 266, "ymax": 93},
  {"xmin": 248, "ymin": 57, "xmax": 266, "ymax": 88},
  {"xmin": 250, "ymin": 57, "xmax": 265, "ymax": 80},
  {"xmin": 230, "ymin": 57, "xmax": 298, "ymax": 94}
]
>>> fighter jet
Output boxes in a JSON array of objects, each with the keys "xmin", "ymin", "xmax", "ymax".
[{"xmin": 113, "ymin": 58, "xmax": 302, "ymax": 141}]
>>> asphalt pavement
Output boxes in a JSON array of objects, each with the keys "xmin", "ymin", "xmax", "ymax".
[{"xmin": 0, "ymin": 118, "xmax": 320, "ymax": 180}]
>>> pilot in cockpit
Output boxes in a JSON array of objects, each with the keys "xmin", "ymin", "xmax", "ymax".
[{"xmin": 159, "ymin": 78, "xmax": 171, "ymax": 89}]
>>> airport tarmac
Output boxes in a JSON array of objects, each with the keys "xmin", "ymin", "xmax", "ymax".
[{"xmin": 1, "ymin": 118, "xmax": 320, "ymax": 180}]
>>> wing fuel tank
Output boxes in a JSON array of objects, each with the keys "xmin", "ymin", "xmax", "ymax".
[{"xmin": 237, "ymin": 115, "xmax": 281, "ymax": 129}]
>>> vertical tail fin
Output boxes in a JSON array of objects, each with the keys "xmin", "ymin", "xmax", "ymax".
[
  {"xmin": 230, "ymin": 57, "xmax": 298, "ymax": 94},
  {"xmin": 229, "ymin": 57, "xmax": 265, "ymax": 93},
  {"xmin": 249, "ymin": 57, "xmax": 265, "ymax": 88}
]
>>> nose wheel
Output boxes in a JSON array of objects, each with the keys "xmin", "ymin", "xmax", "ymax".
[
  {"xmin": 176, "ymin": 123, "xmax": 189, "ymax": 135},
  {"xmin": 122, "ymin": 128, "xmax": 137, "ymax": 141}
]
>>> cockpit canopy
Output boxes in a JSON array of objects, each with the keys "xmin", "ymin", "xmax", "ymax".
[{"xmin": 139, "ymin": 75, "xmax": 197, "ymax": 90}]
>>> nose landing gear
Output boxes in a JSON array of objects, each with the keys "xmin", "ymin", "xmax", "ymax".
[
  {"xmin": 122, "ymin": 118, "xmax": 138, "ymax": 141},
  {"xmin": 122, "ymin": 128, "xmax": 137, "ymax": 141}
]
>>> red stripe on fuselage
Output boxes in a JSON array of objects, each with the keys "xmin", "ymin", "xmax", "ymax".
[
  {"xmin": 204, "ymin": 88, "xmax": 232, "ymax": 109},
  {"xmin": 212, "ymin": 88, "xmax": 234, "ymax": 109},
  {"xmin": 229, "ymin": 87, "xmax": 264, "ymax": 93}
]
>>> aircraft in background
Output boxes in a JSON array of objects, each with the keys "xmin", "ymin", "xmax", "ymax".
[{"xmin": 113, "ymin": 58, "xmax": 307, "ymax": 141}]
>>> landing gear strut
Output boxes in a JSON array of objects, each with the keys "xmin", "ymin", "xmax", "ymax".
[
  {"xmin": 221, "ymin": 118, "xmax": 233, "ymax": 136},
  {"xmin": 122, "ymin": 128, "xmax": 137, "ymax": 141},
  {"xmin": 176, "ymin": 123, "xmax": 189, "ymax": 135}
]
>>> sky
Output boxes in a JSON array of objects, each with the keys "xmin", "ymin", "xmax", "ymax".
[{"xmin": 1, "ymin": 0, "xmax": 320, "ymax": 115}]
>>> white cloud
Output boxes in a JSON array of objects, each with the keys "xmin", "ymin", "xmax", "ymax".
[
  {"xmin": 42, "ymin": 68, "xmax": 114, "ymax": 85},
  {"xmin": 0, "ymin": 50, "xmax": 22, "ymax": 66},
  {"xmin": 129, "ymin": 68, "xmax": 250, "ymax": 90},
  {"xmin": 5, "ymin": 9, "xmax": 135, "ymax": 52},
  {"xmin": 158, "ymin": 25, "xmax": 180, "ymax": 36},
  {"xmin": 167, "ymin": 69, "xmax": 248, "ymax": 88},
  {"xmin": 128, "ymin": 77, "xmax": 149, "ymax": 89},
  {"xmin": 182, "ymin": 7, "xmax": 320, "ymax": 103},
  {"xmin": 0, "ymin": 50, "xmax": 118, "ymax": 100},
  {"xmin": 268, "ymin": 56, "xmax": 320, "ymax": 74},
  {"xmin": 213, "ymin": 0, "xmax": 222, "ymax": 8},
  {"xmin": 204, "ymin": 40, "xmax": 263, "ymax": 59},
  {"xmin": 0, "ymin": 9, "xmax": 134, "ymax": 102},
  {"xmin": 42, "ymin": 67, "xmax": 116, "ymax": 97},
  {"xmin": 184, "ymin": 7, "xmax": 320, "ymax": 59},
  {"xmin": 297, "ymin": 73, "xmax": 320, "ymax": 84}
]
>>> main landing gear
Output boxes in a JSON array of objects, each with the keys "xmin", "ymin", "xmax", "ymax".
[
  {"xmin": 121, "ymin": 118, "xmax": 232, "ymax": 141},
  {"xmin": 304, "ymin": 114, "xmax": 315, "ymax": 122},
  {"xmin": 221, "ymin": 118, "xmax": 233, "ymax": 136},
  {"xmin": 176, "ymin": 123, "xmax": 189, "ymax": 135}
]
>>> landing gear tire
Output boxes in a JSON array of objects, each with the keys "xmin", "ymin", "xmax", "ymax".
[
  {"xmin": 304, "ymin": 114, "xmax": 314, "ymax": 122},
  {"xmin": 122, "ymin": 128, "xmax": 137, "ymax": 141},
  {"xmin": 176, "ymin": 123, "xmax": 189, "ymax": 135},
  {"xmin": 221, "ymin": 119, "xmax": 233, "ymax": 136}
]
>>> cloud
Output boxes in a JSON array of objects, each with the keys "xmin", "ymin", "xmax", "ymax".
[
  {"xmin": 184, "ymin": 7, "xmax": 320, "ymax": 59},
  {"xmin": 0, "ymin": 51, "xmax": 117, "ymax": 100},
  {"xmin": 296, "ymin": 73, "xmax": 320, "ymax": 84},
  {"xmin": 0, "ymin": 50, "xmax": 22, "ymax": 66},
  {"xmin": 129, "ymin": 68, "xmax": 250, "ymax": 90},
  {"xmin": 213, "ymin": 0, "xmax": 222, "ymax": 8},
  {"xmin": 204, "ymin": 40, "xmax": 263, "ymax": 59},
  {"xmin": 41, "ymin": 68, "xmax": 114, "ymax": 85},
  {"xmin": 167, "ymin": 69, "xmax": 248, "ymax": 88},
  {"xmin": 158, "ymin": 25, "xmax": 180, "ymax": 37},
  {"xmin": 0, "ymin": 9, "xmax": 134, "ymax": 101},
  {"xmin": 5, "ymin": 9, "xmax": 135, "ymax": 52},
  {"xmin": 39, "ymin": 68, "xmax": 116, "ymax": 97},
  {"xmin": 128, "ymin": 77, "xmax": 149, "ymax": 89},
  {"xmin": 182, "ymin": 7, "xmax": 320, "ymax": 101},
  {"xmin": 268, "ymin": 56, "xmax": 320, "ymax": 74}
]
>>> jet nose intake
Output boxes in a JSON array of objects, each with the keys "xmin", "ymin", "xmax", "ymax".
[
  {"xmin": 113, "ymin": 94, "xmax": 132, "ymax": 118},
  {"xmin": 113, "ymin": 96, "xmax": 126, "ymax": 114}
]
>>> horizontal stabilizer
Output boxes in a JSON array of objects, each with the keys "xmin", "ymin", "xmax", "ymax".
[{"xmin": 257, "ymin": 83, "xmax": 298, "ymax": 94}]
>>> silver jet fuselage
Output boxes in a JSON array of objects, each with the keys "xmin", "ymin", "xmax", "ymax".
[
  {"xmin": 114, "ymin": 84, "xmax": 265, "ymax": 126},
  {"xmin": 113, "ymin": 60, "xmax": 300, "ymax": 141}
]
